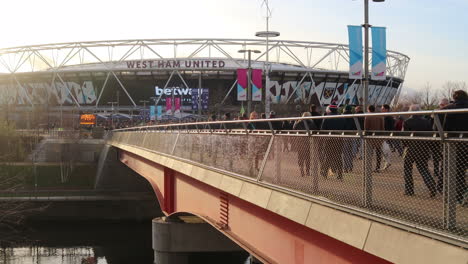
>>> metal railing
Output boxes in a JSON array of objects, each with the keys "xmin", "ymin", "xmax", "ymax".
[
  {"xmin": 109, "ymin": 109, "xmax": 468, "ymax": 247},
  {"xmin": 16, "ymin": 129, "xmax": 110, "ymax": 140}
]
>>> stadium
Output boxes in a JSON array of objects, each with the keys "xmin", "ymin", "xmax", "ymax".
[{"xmin": 0, "ymin": 38, "xmax": 410, "ymax": 126}]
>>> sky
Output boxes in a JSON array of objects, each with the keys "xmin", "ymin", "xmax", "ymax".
[{"xmin": 0, "ymin": 0, "xmax": 467, "ymax": 92}]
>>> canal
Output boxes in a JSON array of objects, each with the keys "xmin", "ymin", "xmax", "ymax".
[{"xmin": 0, "ymin": 221, "xmax": 250, "ymax": 264}]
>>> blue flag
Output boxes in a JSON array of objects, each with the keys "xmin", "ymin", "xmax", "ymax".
[
  {"xmin": 348, "ymin": 25, "xmax": 363, "ymax": 80},
  {"xmin": 371, "ymin": 27, "xmax": 387, "ymax": 80}
]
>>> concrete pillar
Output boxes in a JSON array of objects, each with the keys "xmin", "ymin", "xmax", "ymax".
[
  {"xmin": 152, "ymin": 216, "xmax": 243, "ymax": 264},
  {"xmin": 249, "ymin": 254, "xmax": 263, "ymax": 264}
]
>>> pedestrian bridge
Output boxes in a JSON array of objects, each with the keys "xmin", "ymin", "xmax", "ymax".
[{"xmin": 104, "ymin": 109, "xmax": 467, "ymax": 264}]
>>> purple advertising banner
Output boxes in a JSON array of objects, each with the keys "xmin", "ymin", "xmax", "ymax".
[
  {"xmin": 252, "ymin": 69, "xmax": 263, "ymax": 101},
  {"xmin": 237, "ymin": 69, "xmax": 248, "ymax": 101}
]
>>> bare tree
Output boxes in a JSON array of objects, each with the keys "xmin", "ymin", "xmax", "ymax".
[
  {"xmin": 393, "ymin": 87, "xmax": 422, "ymax": 111},
  {"xmin": 459, "ymin": 81, "xmax": 467, "ymax": 93},
  {"xmin": 441, "ymin": 81, "xmax": 455, "ymax": 100},
  {"xmin": 420, "ymin": 82, "xmax": 437, "ymax": 109},
  {"xmin": 440, "ymin": 81, "xmax": 468, "ymax": 100}
]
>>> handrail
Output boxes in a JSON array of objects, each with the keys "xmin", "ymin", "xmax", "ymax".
[{"xmin": 113, "ymin": 108, "xmax": 468, "ymax": 132}]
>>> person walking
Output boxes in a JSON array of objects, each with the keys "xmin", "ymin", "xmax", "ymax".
[
  {"xmin": 355, "ymin": 105, "xmax": 365, "ymax": 129},
  {"xmin": 364, "ymin": 105, "xmax": 384, "ymax": 172},
  {"xmin": 249, "ymin": 110, "xmax": 259, "ymax": 120},
  {"xmin": 442, "ymin": 90, "xmax": 468, "ymax": 203},
  {"xmin": 269, "ymin": 111, "xmax": 282, "ymax": 131},
  {"xmin": 255, "ymin": 113, "xmax": 270, "ymax": 130},
  {"xmin": 381, "ymin": 104, "xmax": 395, "ymax": 171},
  {"xmin": 309, "ymin": 104, "xmax": 323, "ymax": 129},
  {"xmin": 293, "ymin": 112, "xmax": 316, "ymax": 177},
  {"xmin": 320, "ymin": 105, "xmax": 346, "ymax": 179},
  {"xmin": 403, "ymin": 104, "xmax": 437, "ymax": 197},
  {"xmin": 342, "ymin": 105, "xmax": 356, "ymax": 173},
  {"xmin": 219, "ymin": 112, "xmax": 232, "ymax": 130}
]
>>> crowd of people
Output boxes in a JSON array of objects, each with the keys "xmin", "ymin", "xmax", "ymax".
[{"xmin": 212, "ymin": 90, "xmax": 468, "ymax": 202}]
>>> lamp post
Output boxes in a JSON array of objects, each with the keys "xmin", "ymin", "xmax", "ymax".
[
  {"xmin": 108, "ymin": 101, "xmax": 117, "ymax": 128},
  {"xmin": 198, "ymin": 73, "xmax": 203, "ymax": 116},
  {"xmin": 362, "ymin": 0, "xmax": 385, "ymax": 112},
  {"xmin": 238, "ymin": 49, "xmax": 261, "ymax": 115},
  {"xmin": 256, "ymin": 31, "xmax": 280, "ymax": 117},
  {"xmin": 256, "ymin": 0, "xmax": 280, "ymax": 118},
  {"xmin": 139, "ymin": 100, "xmax": 149, "ymax": 109}
]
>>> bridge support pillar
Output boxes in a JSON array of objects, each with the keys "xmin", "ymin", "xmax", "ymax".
[
  {"xmin": 249, "ymin": 255, "xmax": 262, "ymax": 264},
  {"xmin": 152, "ymin": 216, "xmax": 243, "ymax": 264}
]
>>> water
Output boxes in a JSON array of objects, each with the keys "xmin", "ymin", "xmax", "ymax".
[{"xmin": 0, "ymin": 222, "xmax": 249, "ymax": 264}]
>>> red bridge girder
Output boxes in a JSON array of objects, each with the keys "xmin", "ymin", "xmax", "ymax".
[{"xmin": 119, "ymin": 149, "xmax": 390, "ymax": 264}]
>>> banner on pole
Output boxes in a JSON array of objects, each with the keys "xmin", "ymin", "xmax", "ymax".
[
  {"xmin": 149, "ymin": 106, "xmax": 156, "ymax": 121},
  {"xmin": 237, "ymin": 69, "xmax": 247, "ymax": 101},
  {"xmin": 252, "ymin": 69, "xmax": 263, "ymax": 101},
  {"xmin": 348, "ymin": 25, "xmax": 363, "ymax": 79},
  {"xmin": 165, "ymin": 97, "xmax": 172, "ymax": 115},
  {"xmin": 174, "ymin": 97, "xmax": 181, "ymax": 117},
  {"xmin": 157, "ymin": 105, "xmax": 162, "ymax": 120},
  {"xmin": 371, "ymin": 27, "xmax": 387, "ymax": 80}
]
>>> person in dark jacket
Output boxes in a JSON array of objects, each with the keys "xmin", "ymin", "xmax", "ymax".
[
  {"xmin": 310, "ymin": 104, "xmax": 323, "ymax": 129},
  {"xmin": 342, "ymin": 105, "xmax": 356, "ymax": 172},
  {"xmin": 443, "ymin": 90, "xmax": 468, "ymax": 131},
  {"xmin": 320, "ymin": 105, "xmax": 346, "ymax": 179},
  {"xmin": 354, "ymin": 105, "xmax": 365, "ymax": 129},
  {"xmin": 293, "ymin": 112, "xmax": 316, "ymax": 177},
  {"xmin": 255, "ymin": 113, "xmax": 270, "ymax": 130},
  {"xmin": 343, "ymin": 105, "xmax": 357, "ymax": 130},
  {"xmin": 293, "ymin": 112, "xmax": 318, "ymax": 130},
  {"xmin": 403, "ymin": 104, "xmax": 437, "ymax": 197},
  {"xmin": 442, "ymin": 90, "xmax": 468, "ymax": 203},
  {"xmin": 269, "ymin": 111, "xmax": 283, "ymax": 131},
  {"xmin": 382, "ymin": 104, "xmax": 395, "ymax": 131},
  {"xmin": 219, "ymin": 112, "xmax": 232, "ymax": 130}
]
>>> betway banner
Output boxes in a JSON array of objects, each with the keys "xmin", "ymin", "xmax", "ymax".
[
  {"xmin": 371, "ymin": 27, "xmax": 387, "ymax": 80},
  {"xmin": 348, "ymin": 25, "xmax": 363, "ymax": 80},
  {"xmin": 154, "ymin": 86, "xmax": 208, "ymax": 113}
]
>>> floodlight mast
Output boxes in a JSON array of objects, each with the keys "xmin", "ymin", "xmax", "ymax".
[{"xmin": 256, "ymin": 0, "xmax": 280, "ymax": 117}]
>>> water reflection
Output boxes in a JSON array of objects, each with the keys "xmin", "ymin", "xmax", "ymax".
[
  {"xmin": 0, "ymin": 222, "xmax": 152, "ymax": 264},
  {"xmin": 1, "ymin": 247, "xmax": 97, "ymax": 264},
  {"xmin": 0, "ymin": 222, "xmax": 249, "ymax": 264}
]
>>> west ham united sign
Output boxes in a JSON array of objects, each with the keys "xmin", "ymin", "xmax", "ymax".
[{"xmin": 126, "ymin": 59, "xmax": 227, "ymax": 69}]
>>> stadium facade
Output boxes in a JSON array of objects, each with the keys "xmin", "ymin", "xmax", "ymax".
[{"xmin": 0, "ymin": 39, "xmax": 410, "ymax": 115}]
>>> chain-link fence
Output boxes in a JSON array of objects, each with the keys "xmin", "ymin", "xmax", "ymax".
[
  {"xmin": 110, "ymin": 109, "xmax": 468, "ymax": 245},
  {"xmin": 261, "ymin": 133, "xmax": 467, "ymax": 242}
]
